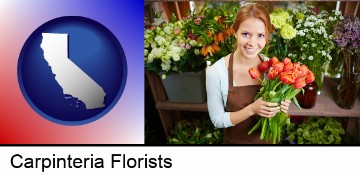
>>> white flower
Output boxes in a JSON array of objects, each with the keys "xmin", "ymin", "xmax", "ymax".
[
  {"xmin": 308, "ymin": 56, "xmax": 314, "ymax": 60},
  {"xmin": 321, "ymin": 51, "xmax": 326, "ymax": 56},
  {"xmin": 161, "ymin": 60, "xmax": 171, "ymax": 71},
  {"xmin": 155, "ymin": 35, "xmax": 166, "ymax": 46},
  {"xmin": 194, "ymin": 48, "xmax": 200, "ymax": 55},
  {"xmin": 327, "ymin": 54, "xmax": 332, "ymax": 61},
  {"xmin": 163, "ymin": 26, "xmax": 172, "ymax": 35},
  {"xmin": 189, "ymin": 40, "xmax": 198, "ymax": 47},
  {"xmin": 147, "ymin": 52, "xmax": 154, "ymax": 63}
]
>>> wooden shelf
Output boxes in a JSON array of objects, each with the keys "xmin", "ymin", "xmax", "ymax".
[
  {"xmin": 146, "ymin": 70, "xmax": 360, "ymax": 138},
  {"xmin": 288, "ymin": 77, "xmax": 360, "ymax": 117},
  {"xmin": 155, "ymin": 77, "xmax": 360, "ymax": 117},
  {"xmin": 156, "ymin": 101, "xmax": 207, "ymax": 112}
]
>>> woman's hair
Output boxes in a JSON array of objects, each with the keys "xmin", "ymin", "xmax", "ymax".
[{"xmin": 233, "ymin": 4, "xmax": 274, "ymax": 44}]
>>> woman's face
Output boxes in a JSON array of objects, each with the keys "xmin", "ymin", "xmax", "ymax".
[{"xmin": 234, "ymin": 17, "xmax": 266, "ymax": 59}]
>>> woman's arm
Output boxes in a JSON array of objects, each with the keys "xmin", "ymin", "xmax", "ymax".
[
  {"xmin": 206, "ymin": 65, "xmax": 288, "ymax": 128},
  {"xmin": 206, "ymin": 68, "xmax": 233, "ymax": 128}
]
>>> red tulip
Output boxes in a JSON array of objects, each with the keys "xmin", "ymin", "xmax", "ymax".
[
  {"xmin": 298, "ymin": 65, "xmax": 309, "ymax": 77},
  {"xmin": 268, "ymin": 69, "xmax": 278, "ymax": 80},
  {"xmin": 292, "ymin": 68, "xmax": 302, "ymax": 78},
  {"xmin": 258, "ymin": 61, "xmax": 270, "ymax": 72},
  {"xmin": 293, "ymin": 62, "xmax": 300, "ymax": 69},
  {"xmin": 280, "ymin": 71, "xmax": 296, "ymax": 84},
  {"xmin": 248, "ymin": 68, "xmax": 260, "ymax": 79},
  {"xmin": 305, "ymin": 71, "xmax": 315, "ymax": 83},
  {"xmin": 269, "ymin": 57, "xmax": 279, "ymax": 67},
  {"xmin": 283, "ymin": 57, "xmax": 292, "ymax": 65},
  {"xmin": 293, "ymin": 77, "xmax": 306, "ymax": 89},
  {"xmin": 283, "ymin": 62, "xmax": 294, "ymax": 72},
  {"xmin": 272, "ymin": 62, "xmax": 284, "ymax": 74}
]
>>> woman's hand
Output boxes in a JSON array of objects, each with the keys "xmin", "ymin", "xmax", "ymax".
[
  {"xmin": 251, "ymin": 97, "xmax": 280, "ymax": 118},
  {"xmin": 280, "ymin": 100, "xmax": 291, "ymax": 113}
]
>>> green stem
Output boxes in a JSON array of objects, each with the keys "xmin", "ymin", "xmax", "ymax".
[{"xmin": 248, "ymin": 118, "xmax": 262, "ymax": 135}]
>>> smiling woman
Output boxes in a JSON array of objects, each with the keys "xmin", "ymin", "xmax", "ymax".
[{"xmin": 206, "ymin": 3, "xmax": 291, "ymax": 144}]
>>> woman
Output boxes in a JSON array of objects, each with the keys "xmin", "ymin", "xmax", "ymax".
[{"xmin": 206, "ymin": 4, "xmax": 291, "ymax": 144}]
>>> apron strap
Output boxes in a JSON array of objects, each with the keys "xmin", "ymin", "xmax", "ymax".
[{"xmin": 228, "ymin": 53, "xmax": 234, "ymax": 89}]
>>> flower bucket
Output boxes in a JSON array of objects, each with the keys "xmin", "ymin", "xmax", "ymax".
[{"xmin": 160, "ymin": 70, "xmax": 206, "ymax": 103}]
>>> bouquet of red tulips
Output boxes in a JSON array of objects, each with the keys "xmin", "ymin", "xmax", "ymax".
[{"xmin": 248, "ymin": 57, "xmax": 315, "ymax": 144}]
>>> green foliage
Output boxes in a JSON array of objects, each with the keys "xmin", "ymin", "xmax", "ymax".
[
  {"xmin": 283, "ymin": 117, "xmax": 345, "ymax": 144},
  {"xmin": 144, "ymin": 2, "xmax": 239, "ymax": 77},
  {"xmin": 167, "ymin": 117, "xmax": 224, "ymax": 144}
]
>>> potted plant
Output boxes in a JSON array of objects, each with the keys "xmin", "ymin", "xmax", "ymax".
[
  {"xmin": 332, "ymin": 15, "xmax": 360, "ymax": 109},
  {"xmin": 167, "ymin": 116, "xmax": 224, "ymax": 144},
  {"xmin": 144, "ymin": 3, "xmax": 238, "ymax": 103},
  {"xmin": 282, "ymin": 117, "xmax": 345, "ymax": 144}
]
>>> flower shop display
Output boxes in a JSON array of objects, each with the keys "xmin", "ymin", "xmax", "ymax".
[
  {"xmin": 283, "ymin": 117, "xmax": 345, "ymax": 144},
  {"xmin": 265, "ymin": 4, "xmax": 343, "ymax": 94},
  {"xmin": 265, "ymin": 8, "xmax": 297, "ymax": 60},
  {"xmin": 167, "ymin": 116, "xmax": 224, "ymax": 144},
  {"xmin": 144, "ymin": 19, "xmax": 193, "ymax": 78},
  {"xmin": 182, "ymin": 3, "xmax": 238, "ymax": 64},
  {"xmin": 247, "ymin": 57, "xmax": 315, "ymax": 144},
  {"xmin": 145, "ymin": 3, "xmax": 238, "ymax": 103},
  {"xmin": 332, "ymin": 15, "xmax": 360, "ymax": 109},
  {"xmin": 288, "ymin": 5, "xmax": 343, "ymax": 93}
]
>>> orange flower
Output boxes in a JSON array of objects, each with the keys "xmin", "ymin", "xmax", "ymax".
[
  {"xmin": 283, "ymin": 62, "xmax": 294, "ymax": 72},
  {"xmin": 280, "ymin": 71, "xmax": 296, "ymax": 84},
  {"xmin": 201, "ymin": 43, "xmax": 221, "ymax": 56},
  {"xmin": 217, "ymin": 32, "xmax": 225, "ymax": 43},
  {"xmin": 248, "ymin": 68, "xmax": 260, "ymax": 79},
  {"xmin": 293, "ymin": 77, "xmax": 306, "ymax": 89},
  {"xmin": 292, "ymin": 68, "xmax": 302, "ymax": 78},
  {"xmin": 225, "ymin": 27, "xmax": 233, "ymax": 36},
  {"xmin": 268, "ymin": 69, "xmax": 278, "ymax": 80},
  {"xmin": 298, "ymin": 65, "xmax": 309, "ymax": 77},
  {"xmin": 293, "ymin": 62, "xmax": 300, "ymax": 69},
  {"xmin": 269, "ymin": 56, "xmax": 279, "ymax": 67},
  {"xmin": 258, "ymin": 61, "xmax": 270, "ymax": 72},
  {"xmin": 283, "ymin": 57, "xmax": 291, "ymax": 65},
  {"xmin": 305, "ymin": 70, "xmax": 315, "ymax": 83},
  {"xmin": 272, "ymin": 62, "xmax": 284, "ymax": 74}
]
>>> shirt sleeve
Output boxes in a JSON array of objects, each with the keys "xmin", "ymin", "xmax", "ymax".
[{"xmin": 206, "ymin": 66, "xmax": 234, "ymax": 128}]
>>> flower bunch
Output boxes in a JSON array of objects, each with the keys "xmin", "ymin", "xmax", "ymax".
[
  {"xmin": 332, "ymin": 15, "xmax": 360, "ymax": 55},
  {"xmin": 288, "ymin": 5, "xmax": 343, "ymax": 89},
  {"xmin": 144, "ymin": 3, "xmax": 239, "ymax": 77},
  {"xmin": 265, "ymin": 8, "xmax": 297, "ymax": 60},
  {"xmin": 182, "ymin": 3, "xmax": 238, "ymax": 63},
  {"xmin": 332, "ymin": 15, "xmax": 360, "ymax": 109},
  {"xmin": 248, "ymin": 57, "xmax": 315, "ymax": 144},
  {"xmin": 144, "ymin": 21, "xmax": 187, "ymax": 77}
]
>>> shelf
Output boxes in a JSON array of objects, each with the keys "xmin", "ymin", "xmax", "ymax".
[
  {"xmin": 155, "ymin": 77, "xmax": 360, "ymax": 117},
  {"xmin": 156, "ymin": 101, "xmax": 207, "ymax": 111},
  {"xmin": 288, "ymin": 77, "xmax": 360, "ymax": 117}
]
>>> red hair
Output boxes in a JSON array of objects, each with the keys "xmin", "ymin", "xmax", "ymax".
[{"xmin": 233, "ymin": 4, "xmax": 274, "ymax": 44}]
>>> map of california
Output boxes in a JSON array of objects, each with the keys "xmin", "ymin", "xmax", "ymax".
[{"xmin": 40, "ymin": 33, "xmax": 106, "ymax": 109}]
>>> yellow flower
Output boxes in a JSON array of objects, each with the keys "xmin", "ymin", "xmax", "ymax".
[
  {"xmin": 280, "ymin": 24, "xmax": 296, "ymax": 39},
  {"xmin": 270, "ymin": 9, "xmax": 290, "ymax": 29},
  {"xmin": 296, "ymin": 12, "xmax": 305, "ymax": 20}
]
